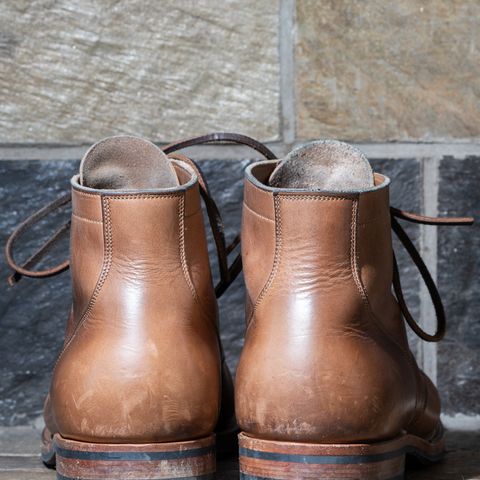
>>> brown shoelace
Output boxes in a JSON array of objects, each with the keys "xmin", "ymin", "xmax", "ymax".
[
  {"xmin": 4, "ymin": 132, "xmax": 276, "ymax": 297},
  {"xmin": 390, "ymin": 208, "xmax": 473, "ymax": 342},
  {"xmin": 5, "ymin": 135, "xmax": 473, "ymax": 342}
]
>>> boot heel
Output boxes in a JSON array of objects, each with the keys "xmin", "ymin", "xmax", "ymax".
[
  {"xmin": 54, "ymin": 433, "xmax": 215, "ymax": 480},
  {"xmin": 239, "ymin": 432, "xmax": 408, "ymax": 480}
]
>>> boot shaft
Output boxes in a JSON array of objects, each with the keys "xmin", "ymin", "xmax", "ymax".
[
  {"xmin": 242, "ymin": 160, "xmax": 406, "ymax": 344},
  {"xmin": 69, "ymin": 161, "xmax": 217, "ymax": 334}
]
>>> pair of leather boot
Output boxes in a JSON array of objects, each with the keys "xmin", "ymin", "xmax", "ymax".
[{"xmin": 6, "ymin": 133, "xmax": 473, "ymax": 480}]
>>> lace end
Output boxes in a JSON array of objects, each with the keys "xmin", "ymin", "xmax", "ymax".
[
  {"xmin": 462, "ymin": 216, "xmax": 475, "ymax": 225},
  {"xmin": 391, "ymin": 207, "xmax": 475, "ymax": 226}
]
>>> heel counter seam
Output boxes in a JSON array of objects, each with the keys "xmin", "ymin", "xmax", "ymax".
[
  {"xmin": 53, "ymin": 196, "xmax": 114, "ymax": 374},
  {"xmin": 247, "ymin": 194, "xmax": 283, "ymax": 329},
  {"xmin": 178, "ymin": 193, "xmax": 199, "ymax": 302}
]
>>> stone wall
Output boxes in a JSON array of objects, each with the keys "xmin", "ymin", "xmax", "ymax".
[{"xmin": 0, "ymin": 1, "xmax": 479, "ymax": 428}]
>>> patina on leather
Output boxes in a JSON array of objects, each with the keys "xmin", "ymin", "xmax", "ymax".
[
  {"xmin": 236, "ymin": 142, "xmax": 472, "ymax": 445},
  {"xmin": 43, "ymin": 139, "xmax": 221, "ymax": 443}
]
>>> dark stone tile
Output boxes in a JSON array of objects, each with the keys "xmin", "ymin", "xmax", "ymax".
[
  {"xmin": 438, "ymin": 157, "xmax": 480, "ymax": 415},
  {"xmin": 371, "ymin": 159, "xmax": 422, "ymax": 358},
  {"xmin": 198, "ymin": 160, "xmax": 251, "ymax": 377},
  {"xmin": 0, "ymin": 160, "xmax": 77, "ymax": 426}
]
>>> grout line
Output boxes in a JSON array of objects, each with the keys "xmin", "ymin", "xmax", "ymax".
[
  {"xmin": 0, "ymin": 142, "xmax": 479, "ymax": 162},
  {"xmin": 355, "ymin": 142, "xmax": 480, "ymax": 159},
  {"xmin": 0, "ymin": 145, "xmax": 89, "ymax": 161},
  {"xmin": 279, "ymin": 0, "xmax": 296, "ymax": 148},
  {"xmin": 419, "ymin": 157, "xmax": 440, "ymax": 385},
  {"xmin": 0, "ymin": 143, "xmax": 285, "ymax": 162}
]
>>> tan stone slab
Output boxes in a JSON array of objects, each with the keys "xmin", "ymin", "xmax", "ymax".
[
  {"xmin": 0, "ymin": 1, "xmax": 280, "ymax": 143},
  {"xmin": 296, "ymin": 1, "xmax": 480, "ymax": 141}
]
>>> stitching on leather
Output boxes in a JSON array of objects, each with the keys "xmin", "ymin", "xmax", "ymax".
[
  {"xmin": 243, "ymin": 201, "xmax": 274, "ymax": 222},
  {"xmin": 248, "ymin": 194, "xmax": 346, "ymax": 328},
  {"xmin": 248, "ymin": 195, "xmax": 282, "ymax": 328},
  {"xmin": 72, "ymin": 213, "xmax": 102, "ymax": 224},
  {"xmin": 281, "ymin": 195, "xmax": 352, "ymax": 201},
  {"xmin": 103, "ymin": 194, "xmax": 181, "ymax": 200},
  {"xmin": 350, "ymin": 200, "xmax": 370, "ymax": 305},
  {"xmin": 179, "ymin": 194, "xmax": 199, "ymax": 302},
  {"xmin": 78, "ymin": 197, "xmax": 114, "ymax": 322},
  {"xmin": 52, "ymin": 196, "xmax": 114, "ymax": 373}
]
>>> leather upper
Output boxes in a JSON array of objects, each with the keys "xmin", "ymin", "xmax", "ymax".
[
  {"xmin": 235, "ymin": 161, "xmax": 441, "ymax": 444},
  {"xmin": 45, "ymin": 162, "xmax": 224, "ymax": 443}
]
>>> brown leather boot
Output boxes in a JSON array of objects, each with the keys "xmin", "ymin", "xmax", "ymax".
[
  {"xmin": 236, "ymin": 140, "xmax": 473, "ymax": 479},
  {"xmin": 5, "ymin": 133, "xmax": 276, "ymax": 480}
]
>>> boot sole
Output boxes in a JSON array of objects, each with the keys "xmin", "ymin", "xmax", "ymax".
[
  {"xmin": 42, "ymin": 433, "xmax": 216, "ymax": 479},
  {"xmin": 238, "ymin": 430, "xmax": 444, "ymax": 479}
]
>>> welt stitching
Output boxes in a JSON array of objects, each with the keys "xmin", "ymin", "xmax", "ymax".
[
  {"xmin": 243, "ymin": 201, "xmax": 274, "ymax": 222},
  {"xmin": 52, "ymin": 196, "xmax": 114, "ymax": 374},
  {"xmin": 72, "ymin": 213, "xmax": 102, "ymax": 224},
  {"xmin": 179, "ymin": 195, "xmax": 199, "ymax": 302},
  {"xmin": 248, "ymin": 195, "xmax": 282, "ymax": 327}
]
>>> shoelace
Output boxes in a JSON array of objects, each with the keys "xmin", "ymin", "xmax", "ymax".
[
  {"xmin": 4, "ymin": 133, "xmax": 276, "ymax": 297},
  {"xmin": 5, "ymin": 135, "xmax": 474, "ymax": 342},
  {"xmin": 390, "ymin": 208, "xmax": 473, "ymax": 342}
]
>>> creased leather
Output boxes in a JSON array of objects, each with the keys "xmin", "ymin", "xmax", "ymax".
[
  {"xmin": 46, "ymin": 168, "xmax": 223, "ymax": 444},
  {"xmin": 236, "ymin": 162, "xmax": 441, "ymax": 444}
]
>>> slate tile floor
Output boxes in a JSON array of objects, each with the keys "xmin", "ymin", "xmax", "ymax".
[{"xmin": 0, "ymin": 426, "xmax": 478, "ymax": 479}]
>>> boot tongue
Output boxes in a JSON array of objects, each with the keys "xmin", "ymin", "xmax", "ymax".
[
  {"xmin": 80, "ymin": 136, "xmax": 179, "ymax": 190},
  {"xmin": 269, "ymin": 140, "xmax": 374, "ymax": 191}
]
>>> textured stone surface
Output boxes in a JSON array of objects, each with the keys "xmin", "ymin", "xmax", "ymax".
[
  {"xmin": 438, "ymin": 157, "xmax": 480, "ymax": 415},
  {"xmin": 371, "ymin": 158, "xmax": 422, "ymax": 358},
  {"xmin": 296, "ymin": 1, "xmax": 480, "ymax": 141},
  {"xmin": 0, "ymin": 428, "xmax": 479, "ymax": 479},
  {"xmin": 200, "ymin": 160, "xmax": 250, "ymax": 377},
  {"xmin": 0, "ymin": 1, "xmax": 280, "ymax": 143},
  {"xmin": 0, "ymin": 160, "xmax": 75, "ymax": 425}
]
